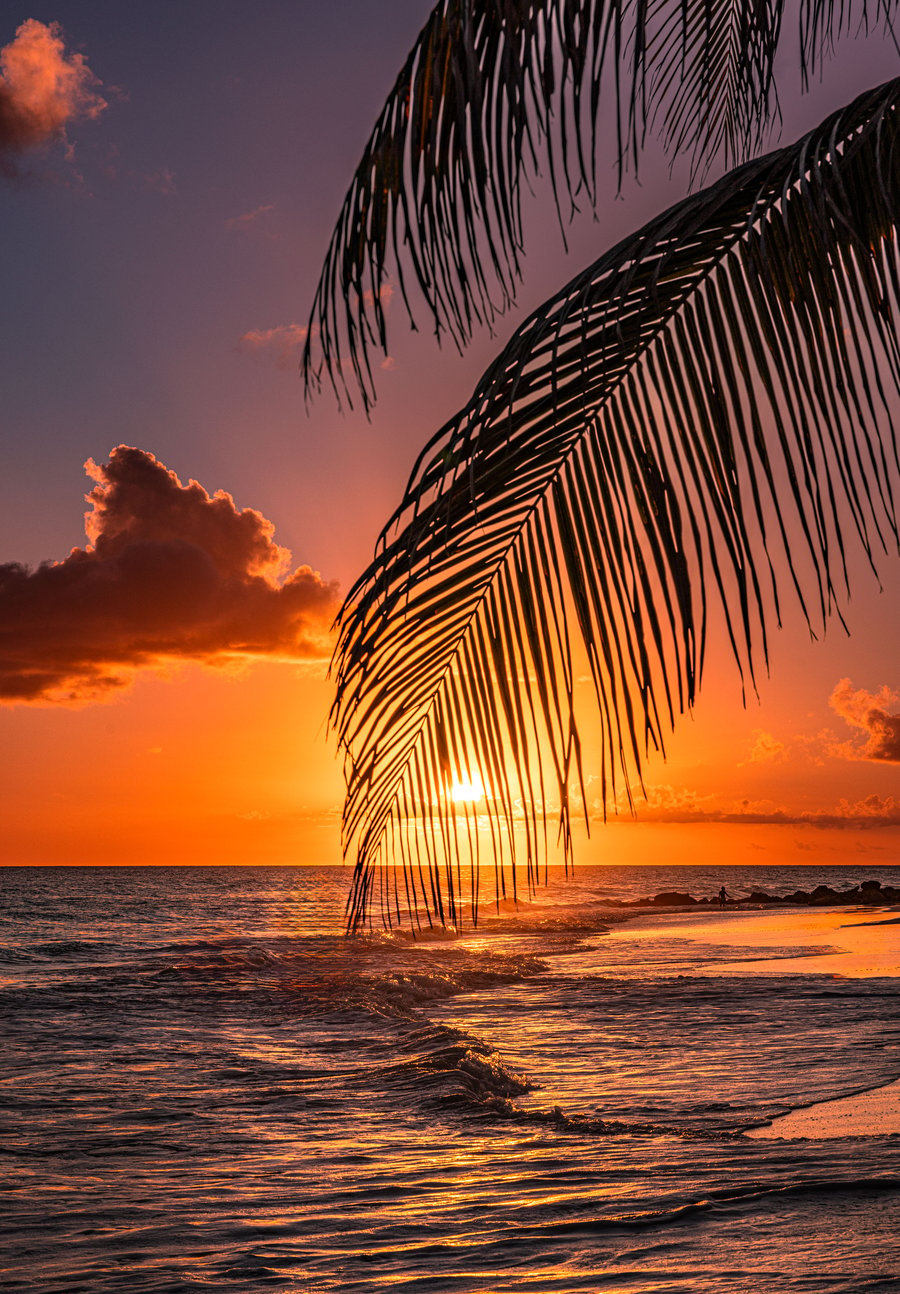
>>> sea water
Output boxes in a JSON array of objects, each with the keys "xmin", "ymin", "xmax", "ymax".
[{"xmin": 3, "ymin": 864, "xmax": 899, "ymax": 1292}]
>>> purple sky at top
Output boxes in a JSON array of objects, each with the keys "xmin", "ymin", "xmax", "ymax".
[{"xmin": 3, "ymin": 0, "xmax": 897, "ymax": 583}]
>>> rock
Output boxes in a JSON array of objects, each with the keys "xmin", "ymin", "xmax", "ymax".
[
  {"xmin": 615, "ymin": 879, "xmax": 900, "ymax": 910},
  {"xmin": 810, "ymin": 885, "xmax": 839, "ymax": 902}
]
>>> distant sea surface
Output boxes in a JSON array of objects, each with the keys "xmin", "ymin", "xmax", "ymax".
[{"xmin": 3, "ymin": 863, "xmax": 900, "ymax": 1293}]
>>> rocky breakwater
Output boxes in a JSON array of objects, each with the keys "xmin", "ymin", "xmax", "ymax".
[{"xmin": 610, "ymin": 879, "xmax": 900, "ymax": 909}]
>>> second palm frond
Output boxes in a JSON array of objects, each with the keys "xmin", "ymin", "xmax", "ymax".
[{"xmin": 332, "ymin": 79, "xmax": 900, "ymax": 931}]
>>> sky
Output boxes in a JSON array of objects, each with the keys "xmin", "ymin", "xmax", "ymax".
[{"xmin": 1, "ymin": 1, "xmax": 899, "ymax": 872}]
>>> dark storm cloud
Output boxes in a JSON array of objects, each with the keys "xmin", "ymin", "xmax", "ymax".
[{"xmin": 0, "ymin": 447, "xmax": 339, "ymax": 704}]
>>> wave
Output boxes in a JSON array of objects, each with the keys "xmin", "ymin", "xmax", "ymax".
[
  {"xmin": 344, "ymin": 1016, "xmax": 732, "ymax": 1130},
  {"xmin": 354, "ymin": 1021, "xmax": 533, "ymax": 1105},
  {"xmin": 526, "ymin": 1175, "xmax": 900, "ymax": 1236},
  {"xmin": 0, "ymin": 938, "xmax": 121, "ymax": 963},
  {"xmin": 470, "ymin": 1093, "xmax": 721, "ymax": 1139},
  {"xmin": 143, "ymin": 931, "xmax": 549, "ymax": 1022},
  {"xmin": 341, "ymin": 954, "xmax": 548, "ymax": 1018}
]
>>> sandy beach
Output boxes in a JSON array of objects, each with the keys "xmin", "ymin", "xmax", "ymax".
[
  {"xmin": 602, "ymin": 903, "xmax": 900, "ymax": 1137},
  {"xmin": 607, "ymin": 904, "xmax": 900, "ymax": 978}
]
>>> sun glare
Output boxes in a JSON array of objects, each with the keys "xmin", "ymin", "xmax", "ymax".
[{"xmin": 450, "ymin": 774, "xmax": 485, "ymax": 803}]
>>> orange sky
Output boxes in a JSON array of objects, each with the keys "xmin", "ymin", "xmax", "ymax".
[
  {"xmin": 2, "ymin": 567, "xmax": 897, "ymax": 867},
  {"xmin": 0, "ymin": 7, "xmax": 898, "ymax": 872}
]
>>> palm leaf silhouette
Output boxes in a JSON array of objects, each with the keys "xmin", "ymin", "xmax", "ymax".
[
  {"xmin": 332, "ymin": 79, "xmax": 900, "ymax": 931},
  {"xmin": 303, "ymin": 0, "xmax": 897, "ymax": 409}
]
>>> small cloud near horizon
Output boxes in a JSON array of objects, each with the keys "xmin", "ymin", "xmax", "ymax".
[
  {"xmin": 0, "ymin": 447, "xmax": 339, "ymax": 705},
  {"xmin": 595, "ymin": 783, "xmax": 900, "ymax": 828},
  {"xmin": 0, "ymin": 19, "xmax": 106, "ymax": 175},
  {"xmin": 238, "ymin": 323, "xmax": 307, "ymax": 369},
  {"xmin": 829, "ymin": 678, "xmax": 900, "ymax": 762}
]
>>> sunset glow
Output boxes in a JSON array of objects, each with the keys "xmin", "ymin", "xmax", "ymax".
[
  {"xmin": 450, "ymin": 774, "xmax": 485, "ymax": 803},
  {"xmin": 0, "ymin": 4, "xmax": 897, "ymax": 879},
  {"xmin": 5, "ymin": 7, "xmax": 900, "ymax": 1294}
]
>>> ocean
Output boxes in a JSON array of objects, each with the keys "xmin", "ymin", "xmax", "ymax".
[{"xmin": 3, "ymin": 863, "xmax": 900, "ymax": 1293}]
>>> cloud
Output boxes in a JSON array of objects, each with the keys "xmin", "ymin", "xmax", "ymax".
[
  {"xmin": 368, "ymin": 283, "xmax": 393, "ymax": 310},
  {"xmin": 239, "ymin": 291, "xmax": 392, "ymax": 373},
  {"xmin": 829, "ymin": 678, "xmax": 900, "ymax": 762},
  {"xmin": 0, "ymin": 447, "xmax": 339, "ymax": 704},
  {"xmin": 238, "ymin": 324, "xmax": 307, "ymax": 369},
  {"xmin": 142, "ymin": 168, "xmax": 175, "ymax": 196},
  {"xmin": 226, "ymin": 203, "xmax": 274, "ymax": 232},
  {"xmin": 594, "ymin": 784, "xmax": 900, "ymax": 828},
  {"xmin": 0, "ymin": 20, "xmax": 106, "ymax": 172},
  {"xmin": 747, "ymin": 729, "xmax": 786, "ymax": 763},
  {"xmin": 627, "ymin": 783, "xmax": 715, "ymax": 817},
  {"xmin": 831, "ymin": 793, "xmax": 899, "ymax": 821}
]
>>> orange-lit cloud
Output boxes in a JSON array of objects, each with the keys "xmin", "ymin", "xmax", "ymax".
[
  {"xmin": 626, "ymin": 783, "xmax": 714, "ymax": 816},
  {"xmin": 238, "ymin": 323, "xmax": 307, "ymax": 369},
  {"xmin": 747, "ymin": 729, "xmax": 786, "ymax": 763},
  {"xmin": 597, "ymin": 784, "xmax": 900, "ymax": 827},
  {"xmin": 0, "ymin": 447, "xmax": 339, "ymax": 704},
  {"xmin": 829, "ymin": 678, "xmax": 900, "ymax": 762},
  {"xmin": 832, "ymin": 792, "xmax": 899, "ymax": 820},
  {"xmin": 226, "ymin": 203, "xmax": 274, "ymax": 232},
  {"xmin": 0, "ymin": 19, "xmax": 105, "ymax": 172},
  {"xmin": 240, "ymin": 290, "xmax": 392, "ymax": 370}
]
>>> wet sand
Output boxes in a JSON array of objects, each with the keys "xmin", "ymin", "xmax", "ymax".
[
  {"xmin": 746, "ymin": 1078, "xmax": 900, "ymax": 1139},
  {"xmin": 603, "ymin": 904, "xmax": 900, "ymax": 1137},
  {"xmin": 613, "ymin": 905, "xmax": 900, "ymax": 978}
]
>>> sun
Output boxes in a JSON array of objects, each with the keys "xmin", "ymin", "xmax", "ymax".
[{"xmin": 450, "ymin": 774, "xmax": 485, "ymax": 803}]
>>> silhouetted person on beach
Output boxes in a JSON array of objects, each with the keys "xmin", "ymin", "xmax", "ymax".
[{"xmin": 718, "ymin": 886, "xmax": 729, "ymax": 908}]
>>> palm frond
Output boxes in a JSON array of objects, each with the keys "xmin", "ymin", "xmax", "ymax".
[
  {"xmin": 646, "ymin": 0, "xmax": 785, "ymax": 175},
  {"xmin": 332, "ymin": 78, "xmax": 900, "ymax": 931},
  {"xmin": 304, "ymin": 0, "xmax": 612, "ymax": 410},
  {"xmin": 799, "ymin": 0, "xmax": 898, "ymax": 85},
  {"xmin": 302, "ymin": 0, "xmax": 780, "ymax": 410},
  {"xmin": 303, "ymin": 0, "xmax": 899, "ymax": 410}
]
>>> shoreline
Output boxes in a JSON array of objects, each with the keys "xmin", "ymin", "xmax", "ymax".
[
  {"xmin": 746, "ymin": 1076, "xmax": 900, "ymax": 1139},
  {"xmin": 597, "ymin": 902, "xmax": 900, "ymax": 1138},
  {"xmin": 603, "ymin": 903, "xmax": 900, "ymax": 978}
]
